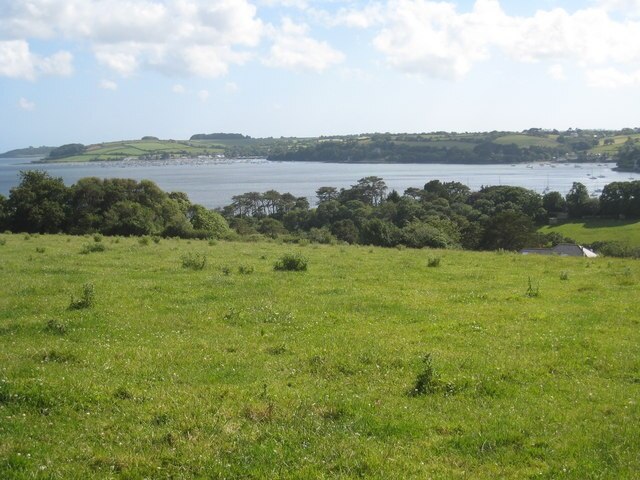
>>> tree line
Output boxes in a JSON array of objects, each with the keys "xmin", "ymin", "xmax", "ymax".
[
  {"xmin": 0, "ymin": 171, "xmax": 230, "ymax": 239},
  {"xmin": 220, "ymin": 176, "xmax": 640, "ymax": 252},
  {"xmin": 2, "ymin": 171, "xmax": 639, "ymax": 254}
]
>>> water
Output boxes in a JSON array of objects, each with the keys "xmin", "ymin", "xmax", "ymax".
[{"xmin": 1, "ymin": 157, "xmax": 639, "ymax": 208}]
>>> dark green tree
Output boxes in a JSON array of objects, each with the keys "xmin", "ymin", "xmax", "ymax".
[{"xmin": 8, "ymin": 171, "xmax": 70, "ymax": 233}]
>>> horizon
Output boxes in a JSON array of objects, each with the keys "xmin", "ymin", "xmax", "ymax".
[{"xmin": 2, "ymin": 0, "xmax": 640, "ymax": 152}]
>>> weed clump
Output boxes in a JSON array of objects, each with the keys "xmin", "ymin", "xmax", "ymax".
[
  {"xmin": 80, "ymin": 243, "xmax": 106, "ymax": 254},
  {"xmin": 69, "ymin": 283, "xmax": 95, "ymax": 310},
  {"xmin": 93, "ymin": 234, "xmax": 103, "ymax": 242},
  {"xmin": 35, "ymin": 247, "xmax": 45, "ymax": 254},
  {"xmin": 525, "ymin": 277, "xmax": 540, "ymax": 297},
  {"xmin": 427, "ymin": 257, "xmax": 441, "ymax": 268},
  {"xmin": 238, "ymin": 264, "xmax": 254, "ymax": 275},
  {"xmin": 409, "ymin": 353, "xmax": 439, "ymax": 396},
  {"xmin": 181, "ymin": 253, "xmax": 206, "ymax": 270},
  {"xmin": 560, "ymin": 271, "xmax": 569, "ymax": 281},
  {"xmin": 152, "ymin": 235, "xmax": 161, "ymax": 244},
  {"xmin": 139, "ymin": 236, "xmax": 150, "ymax": 246},
  {"xmin": 274, "ymin": 253, "xmax": 308, "ymax": 271},
  {"xmin": 0, "ymin": 238, "xmax": 6, "ymax": 246},
  {"xmin": 44, "ymin": 319, "xmax": 68, "ymax": 335}
]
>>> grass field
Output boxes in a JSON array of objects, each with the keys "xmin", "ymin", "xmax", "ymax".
[
  {"xmin": 1, "ymin": 234, "xmax": 638, "ymax": 478},
  {"xmin": 44, "ymin": 140, "xmax": 225, "ymax": 163},
  {"xmin": 493, "ymin": 134, "xmax": 560, "ymax": 149},
  {"xmin": 540, "ymin": 219, "xmax": 640, "ymax": 247}
]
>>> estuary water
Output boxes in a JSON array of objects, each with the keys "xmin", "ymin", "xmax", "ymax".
[{"xmin": 1, "ymin": 156, "xmax": 639, "ymax": 208}]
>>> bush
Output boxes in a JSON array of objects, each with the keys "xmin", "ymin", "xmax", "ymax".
[
  {"xmin": 274, "ymin": 253, "xmax": 308, "ymax": 271},
  {"xmin": 80, "ymin": 243, "xmax": 106, "ymax": 254},
  {"xmin": 139, "ymin": 236, "xmax": 150, "ymax": 246},
  {"xmin": 93, "ymin": 234, "xmax": 103, "ymax": 242},
  {"xmin": 69, "ymin": 283, "xmax": 95, "ymax": 310},
  {"xmin": 181, "ymin": 253, "xmax": 206, "ymax": 270},
  {"xmin": 152, "ymin": 235, "xmax": 161, "ymax": 244},
  {"xmin": 0, "ymin": 238, "xmax": 6, "ymax": 246}
]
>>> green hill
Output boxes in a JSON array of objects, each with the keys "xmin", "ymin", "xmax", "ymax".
[
  {"xmin": 1, "ymin": 233, "xmax": 638, "ymax": 478},
  {"xmin": 540, "ymin": 219, "xmax": 640, "ymax": 247},
  {"xmin": 27, "ymin": 128, "xmax": 640, "ymax": 163}
]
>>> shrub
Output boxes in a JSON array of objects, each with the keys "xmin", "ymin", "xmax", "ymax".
[
  {"xmin": 274, "ymin": 253, "xmax": 308, "ymax": 271},
  {"xmin": 427, "ymin": 257, "xmax": 441, "ymax": 268},
  {"xmin": 80, "ymin": 243, "xmax": 106, "ymax": 254},
  {"xmin": 69, "ymin": 283, "xmax": 95, "ymax": 310},
  {"xmin": 139, "ymin": 236, "xmax": 150, "ymax": 246},
  {"xmin": 93, "ymin": 234, "xmax": 103, "ymax": 242},
  {"xmin": 181, "ymin": 253, "xmax": 206, "ymax": 270},
  {"xmin": 152, "ymin": 235, "xmax": 161, "ymax": 244},
  {"xmin": 0, "ymin": 238, "xmax": 6, "ymax": 246}
]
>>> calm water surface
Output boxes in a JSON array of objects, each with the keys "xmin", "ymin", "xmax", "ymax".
[{"xmin": 1, "ymin": 157, "xmax": 639, "ymax": 208}]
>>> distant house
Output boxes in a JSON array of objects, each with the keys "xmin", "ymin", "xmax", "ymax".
[{"xmin": 520, "ymin": 243, "xmax": 598, "ymax": 257}]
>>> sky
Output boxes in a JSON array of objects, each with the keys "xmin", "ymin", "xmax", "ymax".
[{"xmin": 1, "ymin": 0, "xmax": 640, "ymax": 152}]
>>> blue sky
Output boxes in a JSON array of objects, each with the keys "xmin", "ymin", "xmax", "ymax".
[{"xmin": 1, "ymin": 0, "xmax": 640, "ymax": 152}]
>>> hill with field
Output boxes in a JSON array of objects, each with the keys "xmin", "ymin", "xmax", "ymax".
[
  {"xmin": 0, "ymin": 233, "xmax": 638, "ymax": 478},
  {"xmin": 13, "ymin": 127, "xmax": 639, "ymax": 166}
]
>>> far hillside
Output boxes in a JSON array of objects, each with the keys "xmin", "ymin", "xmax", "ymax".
[{"xmin": 13, "ymin": 127, "xmax": 640, "ymax": 166}]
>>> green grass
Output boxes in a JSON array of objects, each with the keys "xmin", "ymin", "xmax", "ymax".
[
  {"xmin": 540, "ymin": 219, "xmax": 640, "ymax": 247},
  {"xmin": 0, "ymin": 234, "xmax": 639, "ymax": 478},
  {"xmin": 43, "ymin": 140, "xmax": 225, "ymax": 162},
  {"xmin": 590, "ymin": 134, "xmax": 640, "ymax": 154},
  {"xmin": 493, "ymin": 134, "xmax": 561, "ymax": 148}
]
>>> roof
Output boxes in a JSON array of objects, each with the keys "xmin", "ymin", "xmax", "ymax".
[{"xmin": 520, "ymin": 243, "xmax": 598, "ymax": 257}]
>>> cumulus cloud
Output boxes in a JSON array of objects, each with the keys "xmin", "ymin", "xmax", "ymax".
[
  {"xmin": 100, "ymin": 79, "xmax": 118, "ymax": 90},
  {"xmin": 0, "ymin": 0, "xmax": 263, "ymax": 78},
  {"xmin": 265, "ymin": 18, "xmax": 344, "ymax": 72},
  {"xmin": 333, "ymin": 0, "xmax": 640, "ymax": 84},
  {"xmin": 0, "ymin": 40, "xmax": 72, "ymax": 80},
  {"xmin": 18, "ymin": 97, "xmax": 35, "ymax": 110}
]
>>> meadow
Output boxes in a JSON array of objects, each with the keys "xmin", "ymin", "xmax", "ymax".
[
  {"xmin": 0, "ymin": 234, "xmax": 638, "ymax": 478},
  {"xmin": 540, "ymin": 219, "xmax": 640, "ymax": 247}
]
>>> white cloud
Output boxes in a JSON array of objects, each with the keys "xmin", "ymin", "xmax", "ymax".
[
  {"xmin": 198, "ymin": 89, "xmax": 210, "ymax": 101},
  {"xmin": 586, "ymin": 67, "xmax": 640, "ymax": 87},
  {"xmin": 172, "ymin": 84, "xmax": 186, "ymax": 94},
  {"xmin": 100, "ymin": 79, "xmax": 118, "ymax": 90},
  {"xmin": 0, "ymin": 0, "xmax": 263, "ymax": 78},
  {"xmin": 548, "ymin": 64, "xmax": 567, "ymax": 81},
  {"xmin": 334, "ymin": 0, "xmax": 640, "ymax": 85},
  {"xmin": 18, "ymin": 97, "xmax": 35, "ymax": 110},
  {"xmin": 0, "ymin": 40, "xmax": 72, "ymax": 80},
  {"xmin": 265, "ymin": 18, "xmax": 344, "ymax": 72}
]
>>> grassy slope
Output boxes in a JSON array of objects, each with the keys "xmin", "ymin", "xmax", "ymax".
[
  {"xmin": 0, "ymin": 234, "xmax": 638, "ymax": 478},
  {"xmin": 540, "ymin": 220, "xmax": 640, "ymax": 247},
  {"xmin": 493, "ymin": 134, "xmax": 560, "ymax": 148}
]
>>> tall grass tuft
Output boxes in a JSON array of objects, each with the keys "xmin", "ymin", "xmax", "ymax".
[
  {"xmin": 274, "ymin": 253, "xmax": 308, "ymax": 271},
  {"xmin": 69, "ymin": 283, "xmax": 95, "ymax": 310},
  {"xmin": 181, "ymin": 253, "xmax": 206, "ymax": 270}
]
